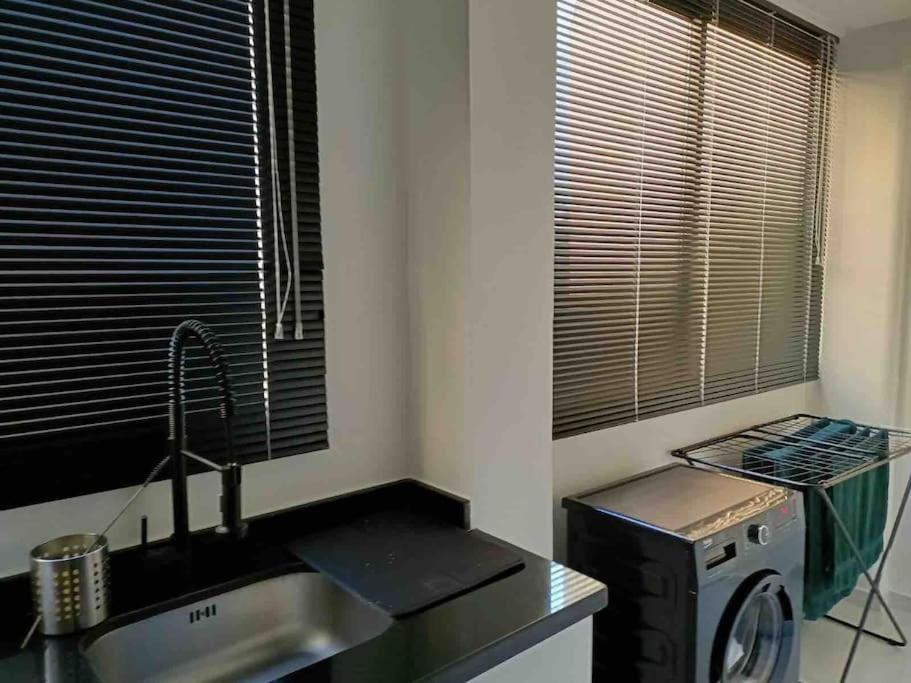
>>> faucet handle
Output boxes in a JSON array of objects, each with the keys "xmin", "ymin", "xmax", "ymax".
[{"xmin": 216, "ymin": 463, "xmax": 248, "ymax": 540}]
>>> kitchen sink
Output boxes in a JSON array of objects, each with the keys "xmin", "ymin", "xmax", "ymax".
[{"xmin": 81, "ymin": 568, "xmax": 393, "ymax": 683}]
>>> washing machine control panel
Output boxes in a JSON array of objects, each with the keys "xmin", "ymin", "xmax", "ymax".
[
  {"xmin": 697, "ymin": 492, "xmax": 803, "ymax": 573},
  {"xmin": 740, "ymin": 494, "xmax": 801, "ymax": 554},
  {"xmin": 769, "ymin": 497, "xmax": 800, "ymax": 528}
]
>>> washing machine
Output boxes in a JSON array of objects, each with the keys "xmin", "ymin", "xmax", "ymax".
[{"xmin": 564, "ymin": 464, "xmax": 804, "ymax": 683}]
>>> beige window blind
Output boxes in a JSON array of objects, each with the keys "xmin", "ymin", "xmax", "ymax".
[{"xmin": 554, "ymin": 0, "xmax": 835, "ymax": 439}]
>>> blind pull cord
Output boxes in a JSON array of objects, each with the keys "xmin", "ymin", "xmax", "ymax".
[
  {"xmin": 264, "ymin": 0, "xmax": 292, "ymax": 339},
  {"xmin": 283, "ymin": 0, "xmax": 304, "ymax": 340},
  {"xmin": 814, "ymin": 38, "xmax": 834, "ymax": 267}
]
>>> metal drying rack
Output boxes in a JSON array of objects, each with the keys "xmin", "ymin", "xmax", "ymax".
[{"xmin": 672, "ymin": 413, "xmax": 911, "ymax": 683}]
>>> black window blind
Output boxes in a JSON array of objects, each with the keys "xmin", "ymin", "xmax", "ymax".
[
  {"xmin": 0, "ymin": 0, "xmax": 326, "ymax": 509},
  {"xmin": 554, "ymin": 0, "xmax": 835, "ymax": 439}
]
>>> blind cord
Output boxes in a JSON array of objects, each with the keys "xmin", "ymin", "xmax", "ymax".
[
  {"xmin": 263, "ymin": 0, "xmax": 293, "ymax": 339},
  {"xmin": 282, "ymin": 0, "xmax": 304, "ymax": 341},
  {"xmin": 815, "ymin": 38, "xmax": 835, "ymax": 266}
]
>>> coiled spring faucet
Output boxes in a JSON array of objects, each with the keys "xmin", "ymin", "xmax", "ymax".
[{"xmin": 168, "ymin": 320, "xmax": 248, "ymax": 550}]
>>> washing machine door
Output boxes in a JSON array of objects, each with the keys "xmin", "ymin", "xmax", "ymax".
[{"xmin": 712, "ymin": 572, "xmax": 796, "ymax": 683}]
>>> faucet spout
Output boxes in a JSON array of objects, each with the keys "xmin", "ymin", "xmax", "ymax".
[{"xmin": 167, "ymin": 320, "xmax": 246, "ymax": 550}]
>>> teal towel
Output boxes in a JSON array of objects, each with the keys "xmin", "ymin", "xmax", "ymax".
[
  {"xmin": 817, "ymin": 427, "xmax": 889, "ymax": 620},
  {"xmin": 743, "ymin": 420, "xmax": 889, "ymax": 620},
  {"xmin": 742, "ymin": 419, "xmax": 851, "ymax": 489}
]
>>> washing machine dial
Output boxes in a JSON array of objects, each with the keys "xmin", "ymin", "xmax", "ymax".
[{"xmin": 748, "ymin": 524, "xmax": 771, "ymax": 546}]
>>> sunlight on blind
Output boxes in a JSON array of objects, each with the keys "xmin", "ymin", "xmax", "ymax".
[
  {"xmin": 554, "ymin": 0, "xmax": 834, "ymax": 439},
  {"xmin": 701, "ymin": 23, "xmax": 815, "ymax": 402}
]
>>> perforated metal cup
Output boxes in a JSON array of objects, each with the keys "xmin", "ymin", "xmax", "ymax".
[{"xmin": 29, "ymin": 534, "xmax": 110, "ymax": 636}]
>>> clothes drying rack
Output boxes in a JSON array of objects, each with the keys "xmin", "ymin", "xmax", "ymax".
[{"xmin": 672, "ymin": 413, "xmax": 911, "ymax": 683}]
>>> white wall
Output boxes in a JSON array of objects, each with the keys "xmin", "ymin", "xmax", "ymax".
[
  {"xmin": 400, "ymin": 0, "xmax": 473, "ymax": 516},
  {"xmin": 811, "ymin": 17, "xmax": 911, "ymax": 597},
  {"xmin": 0, "ymin": 0, "xmax": 412, "ymax": 578},
  {"xmin": 399, "ymin": 3, "xmax": 591, "ymax": 674},
  {"xmin": 814, "ymin": 20, "xmax": 911, "ymax": 426},
  {"xmin": 464, "ymin": 0, "xmax": 557, "ymax": 557},
  {"xmin": 770, "ymin": 0, "xmax": 847, "ymax": 36},
  {"xmin": 402, "ymin": 0, "xmax": 556, "ymax": 558}
]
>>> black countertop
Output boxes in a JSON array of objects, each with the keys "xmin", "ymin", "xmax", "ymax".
[{"xmin": 0, "ymin": 480, "xmax": 606, "ymax": 682}]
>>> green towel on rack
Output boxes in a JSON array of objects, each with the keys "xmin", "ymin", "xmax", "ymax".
[
  {"xmin": 744, "ymin": 420, "xmax": 848, "ymax": 619},
  {"xmin": 810, "ymin": 426, "xmax": 889, "ymax": 620},
  {"xmin": 742, "ymin": 419, "xmax": 839, "ymax": 486},
  {"xmin": 743, "ymin": 419, "xmax": 889, "ymax": 620}
]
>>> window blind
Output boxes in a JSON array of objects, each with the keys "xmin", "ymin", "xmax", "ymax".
[
  {"xmin": 554, "ymin": 0, "xmax": 835, "ymax": 439},
  {"xmin": 0, "ymin": 0, "xmax": 326, "ymax": 508}
]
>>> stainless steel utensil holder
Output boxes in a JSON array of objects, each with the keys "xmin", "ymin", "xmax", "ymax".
[{"xmin": 30, "ymin": 534, "xmax": 110, "ymax": 636}]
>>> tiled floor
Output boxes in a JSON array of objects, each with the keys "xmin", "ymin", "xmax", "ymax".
[{"xmin": 801, "ymin": 594, "xmax": 911, "ymax": 682}]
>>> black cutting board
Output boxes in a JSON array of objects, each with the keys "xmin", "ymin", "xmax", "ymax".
[{"xmin": 287, "ymin": 512, "xmax": 524, "ymax": 617}]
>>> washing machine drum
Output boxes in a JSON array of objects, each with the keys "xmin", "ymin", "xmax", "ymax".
[{"xmin": 712, "ymin": 572, "xmax": 797, "ymax": 683}]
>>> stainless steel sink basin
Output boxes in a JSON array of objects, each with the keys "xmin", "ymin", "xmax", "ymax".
[{"xmin": 81, "ymin": 569, "xmax": 393, "ymax": 683}]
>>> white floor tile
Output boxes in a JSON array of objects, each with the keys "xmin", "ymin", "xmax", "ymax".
[{"xmin": 801, "ymin": 595, "xmax": 911, "ymax": 682}]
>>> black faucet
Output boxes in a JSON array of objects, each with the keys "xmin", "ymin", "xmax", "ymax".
[{"xmin": 167, "ymin": 320, "xmax": 248, "ymax": 551}]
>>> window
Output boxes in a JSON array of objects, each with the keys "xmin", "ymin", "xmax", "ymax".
[
  {"xmin": 0, "ymin": 0, "xmax": 326, "ymax": 509},
  {"xmin": 553, "ymin": 0, "xmax": 835, "ymax": 438}
]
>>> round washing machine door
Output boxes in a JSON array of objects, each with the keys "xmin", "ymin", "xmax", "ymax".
[{"xmin": 711, "ymin": 571, "xmax": 796, "ymax": 683}]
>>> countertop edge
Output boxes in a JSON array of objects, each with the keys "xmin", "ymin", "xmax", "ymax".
[
  {"xmin": 421, "ymin": 531, "xmax": 608, "ymax": 683},
  {"xmin": 425, "ymin": 583, "xmax": 606, "ymax": 683}
]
